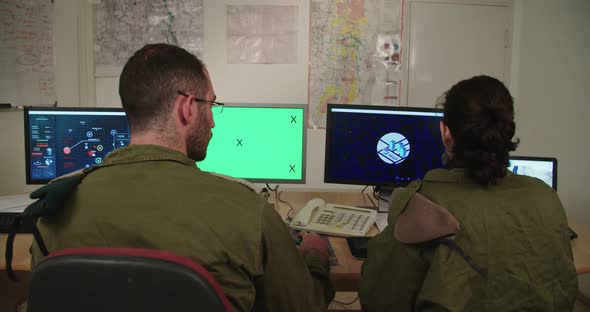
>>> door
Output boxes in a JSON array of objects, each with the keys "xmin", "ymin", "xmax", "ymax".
[{"xmin": 404, "ymin": 1, "xmax": 511, "ymax": 107}]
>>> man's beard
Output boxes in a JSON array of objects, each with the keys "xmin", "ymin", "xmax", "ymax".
[{"xmin": 186, "ymin": 115, "xmax": 212, "ymax": 161}]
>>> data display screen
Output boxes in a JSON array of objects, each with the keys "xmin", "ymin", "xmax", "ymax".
[
  {"xmin": 508, "ymin": 156, "xmax": 557, "ymax": 189},
  {"xmin": 325, "ymin": 104, "xmax": 445, "ymax": 187},
  {"xmin": 25, "ymin": 107, "xmax": 130, "ymax": 184},
  {"xmin": 25, "ymin": 105, "xmax": 307, "ymax": 185}
]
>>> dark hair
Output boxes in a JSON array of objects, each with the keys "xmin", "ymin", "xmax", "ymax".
[
  {"xmin": 441, "ymin": 75, "xmax": 520, "ymax": 186},
  {"xmin": 119, "ymin": 43, "xmax": 207, "ymax": 132}
]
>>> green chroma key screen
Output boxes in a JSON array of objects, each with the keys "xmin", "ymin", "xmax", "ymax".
[{"xmin": 197, "ymin": 104, "xmax": 306, "ymax": 183}]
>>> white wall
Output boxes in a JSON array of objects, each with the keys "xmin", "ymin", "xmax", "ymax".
[
  {"xmin": 511, "ymin": 1, "xmax": 590, "ymax": 296},
  {"xmin": 93, "ymin": 0, "xmax": 361, "ymax": 192},
  {"xmin": 3, "ymin": 0, "xmax": 590, "ymax": 209},
  {"xmin": 1, "ymin": 0, "xmax": 588, "ymax": 299},
  {"xmin": 511, "ymin": 0, "xmax": 590, "ymax": 225},
  {"xmin": 0, "ymin": 0, "xmax": 84, "ymax": 196}
]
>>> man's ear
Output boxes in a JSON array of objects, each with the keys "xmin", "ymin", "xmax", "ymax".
[
  {"xmin": 176, "ymin": 94, "xmax": 194, "ymax": 127},
  {"xmin": 440, "ymin": 121, "xmax": 454, "ymax": 152}
]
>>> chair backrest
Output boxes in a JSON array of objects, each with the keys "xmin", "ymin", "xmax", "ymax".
[{"xmin": 27, "ymin": 247, "xmax": 233, "ymax": 312}]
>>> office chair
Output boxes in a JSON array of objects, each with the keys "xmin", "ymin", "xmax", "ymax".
[{"xmin": 27, "ymin": 247, "xmax": 233, "ymax": 312}]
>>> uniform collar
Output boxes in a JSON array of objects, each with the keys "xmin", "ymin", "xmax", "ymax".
[
  {"xmin": 102, "ymin": 144, "xmax": 197, "ymax": 167},
  {"xmin": 423, "ymin": 168, "xmax": 513, "ymax": 184}
]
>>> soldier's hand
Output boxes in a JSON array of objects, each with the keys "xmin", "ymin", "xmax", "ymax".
[{"xmin": 297, "ymin": 233, "xmax": 329, "ymax": 264}]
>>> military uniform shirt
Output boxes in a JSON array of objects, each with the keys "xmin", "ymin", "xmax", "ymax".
[
  {"xmin": 32, "ymin": 144, "xmax": 334, "ymax": 312},
  {"xmin": 359, "ymin": 168, "xmax": 578, "ymax": 312}
]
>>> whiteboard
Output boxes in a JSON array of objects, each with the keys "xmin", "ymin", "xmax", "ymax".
[{"xmin": 0, "ymin": 0, "xmax": 56, "ymax": 107}]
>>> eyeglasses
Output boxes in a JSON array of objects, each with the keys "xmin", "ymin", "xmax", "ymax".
[{"xmin": 177, "ymin": 90, "xmax": 224, "ymax": 115}]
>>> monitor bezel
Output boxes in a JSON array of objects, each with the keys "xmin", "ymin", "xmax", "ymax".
[
  {"xmin": 24, "ymin": 106, "xmax": 126, "ymax": 185},
  {"xmin": 199, "ymin": 102, "xmax": 308, "ymax": 184},
  {"xmin": 324, "ymin": 103, "xmax": 444, "ymax": 187},
  {"xmin": 508, "ymin": 155, "xmax": 558, "ymax": 190}
]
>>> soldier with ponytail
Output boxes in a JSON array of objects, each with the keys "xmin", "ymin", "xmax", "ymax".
[
  {"xmin": 360, "ymin": 75, "xmax": 577, "ymax": 312},
  {"xmin": 440, "ymin": 75, "xmax": 520, "ymax": 186}
]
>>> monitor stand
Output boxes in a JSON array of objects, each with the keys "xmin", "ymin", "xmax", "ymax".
[{"xmin": 376, "ymin": 186, "xmax": 394, "ymax": 213}]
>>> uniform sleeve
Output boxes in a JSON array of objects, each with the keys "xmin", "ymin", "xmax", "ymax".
[
  {"xmin": 359, "ymin": 224, "xmax": 433, "ymax": 312},
  {"xmin": 359, "ymin": 184, "xmax": 433, "ymax": 312},
  {"xmin": 252, "ymin": 204, "xmax": 335, "ymax": 311}
]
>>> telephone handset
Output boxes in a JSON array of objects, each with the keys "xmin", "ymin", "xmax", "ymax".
[{"xmin": 290, "ymin": 198, "xmax": 377, "ymax": 237}]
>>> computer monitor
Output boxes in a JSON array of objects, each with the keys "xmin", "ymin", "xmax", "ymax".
[
  {"xmin": 24, "ymin": 107, "xmax": 130, "ymax": 184},
  {"xmin": 508, "ymin": 156, "xmax": 557, "ymax": 190},
  {"xmin": 25, "ymin": 104, "xmax": 307, "ymax": 185},
  {"xmin": 324, "ymin": 104, "xmax": 445, "ymax": 187},
  {"xmin": 197, "ymin": 104, "xmax": 306, "ymax": 184}
]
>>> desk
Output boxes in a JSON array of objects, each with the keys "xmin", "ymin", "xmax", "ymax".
[
  {"xmin": 1, "ymin": 191, "xmax": 590, "ymax": 291},
  {"xmin": 269, "ymin": 191, "xmax": 381, "ymax": 291},
  {"xmin": 0, "ymin": 235, "xmax": 32, "ymax": 312}
]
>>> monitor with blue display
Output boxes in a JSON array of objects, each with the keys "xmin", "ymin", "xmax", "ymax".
[
  {"xmin": 24, "ymin": 107, "xmax": 130, "ymax": 184},
  {"xmin": 324, "ymin": 104, "xmax": 445, "ymax": 187},
  {"xmin": 508, "ymin": 156, "xmax": 557, "ymax": 190}
]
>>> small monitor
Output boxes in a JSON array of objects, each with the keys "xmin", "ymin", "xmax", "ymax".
[
  {"xmin": 508, "ymin": 156, "xmax": 557, "ymax": 190},
  {"xmin": 25, "ymin": 107, "xmax": 130, "ymax": 184},
  {"xmin": 324, "ymin": 104, "xmax": 445, "ymax": 187},
  {"xmin": 197, "ymin": 104, "xmax": 306, "ymax": 184}
]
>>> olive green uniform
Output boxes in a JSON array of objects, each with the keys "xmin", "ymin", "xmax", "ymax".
[
  {"xmin": 359, "ymin": 168, "xmax": 578, "ymax": 312},
  {"xmin": 32, "ymin": 145, "xmax": 334, "ymax": 312}
]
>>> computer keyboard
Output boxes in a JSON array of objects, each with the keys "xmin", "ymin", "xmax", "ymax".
[
  {"xmin": 346, "ymin": 237, "xmax": 370, "ymax": 259},
  {"xmin": 0, "ymin": 213, "xmax": 34, "ymax": 233}
]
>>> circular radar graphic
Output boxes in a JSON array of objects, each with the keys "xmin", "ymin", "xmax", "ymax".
[{"xmin": 377, "ymin": 132, "xmax": 410, "ymax": 164}]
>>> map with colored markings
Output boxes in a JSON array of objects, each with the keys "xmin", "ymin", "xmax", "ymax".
[{"xmin": 309, "ymin": 0, "xmax": 402, "ymax": 128}]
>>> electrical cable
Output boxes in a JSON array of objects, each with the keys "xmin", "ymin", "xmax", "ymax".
[
  {"xmin": 362, "ymin": 185, "xmax": 377, "ymax": 207},
  {"xmin": 265, "ymin": 183, "xmax": 278, "ymax": 192},
  {"xmin": 361, "ymin": 185, "xmax": 369, "ymax": 193},
  {"xmin": 265, "ymin": 184, "xmax": 289, "ymax": 221},
  {"xmin": 272, "ymin": 185, "xmax": 280, "ymax": 214},
  {"xmin": 277, "ymin": 191, "xmax": 296, "ymax": 221}
]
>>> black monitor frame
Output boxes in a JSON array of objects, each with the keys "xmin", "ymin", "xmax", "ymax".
[
  {"xmin": 24, "ymin": 106, "xmax": 126, "ymax": 184},
  {"xmin": 324, "ymin": 103, "xmax": 444, "ymax": 187},
  {"xmin": 508, "ymin": 155, "xmax": 558, "ymax": 190}
]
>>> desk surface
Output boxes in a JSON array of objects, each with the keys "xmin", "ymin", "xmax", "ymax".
[
  {"xmin": 271, "ymin": 191, "xmax": 379, "ymax": 291},
  {"xmin": 1, "ymin": 191, "xmax": 589, "ymax": 292}
]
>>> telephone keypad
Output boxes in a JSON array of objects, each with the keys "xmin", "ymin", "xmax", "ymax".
[
  {"xmin": 313, "ymin": 207, "xmax": 372, "ymax": 233},
  {"xmin": 291, "ymin": 199, "xmax": 377, "ymax": 237}
]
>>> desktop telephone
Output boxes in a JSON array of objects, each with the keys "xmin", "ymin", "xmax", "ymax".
[{"xmin": 290, "ymin": 198, "xmax": 377, "ymax": 237}]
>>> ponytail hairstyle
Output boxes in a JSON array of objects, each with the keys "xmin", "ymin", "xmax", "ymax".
[{"xmin": 441, "ymin": 75, "xmax": 520, "ymax": 186}]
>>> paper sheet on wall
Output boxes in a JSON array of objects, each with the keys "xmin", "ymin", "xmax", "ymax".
[
  {"xmin": 227, "ymin": 5, "xmax": 298, "ymax": 64},
  {"xmin": 0, "ymin": 0, "xmax": 56, "ymax": 106},
  {"xmin": 308, "ymin": 0, "xmax": 402, "ymax": 128},
  {"xmin": 94, "ymin": 0, "xmax": 204, "ymax": 77}
]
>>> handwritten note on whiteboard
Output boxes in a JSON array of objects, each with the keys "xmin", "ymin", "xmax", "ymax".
[{"xmin": 0, "ymin": 0, "xmax": 56, "ymax": 106}]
